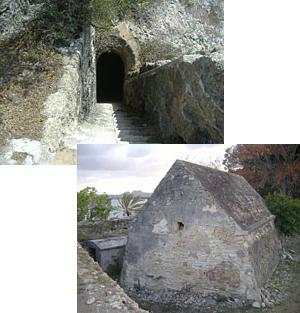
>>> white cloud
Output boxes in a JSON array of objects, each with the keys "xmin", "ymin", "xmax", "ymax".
[{"xmin": 77, "ymin": 144, "xmax": 232, "ymax": 194}]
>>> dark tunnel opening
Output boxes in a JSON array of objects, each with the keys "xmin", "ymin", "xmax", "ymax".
[{"xmin": 96, "ymin": 52, "xmax": 125, "ymax": 103}]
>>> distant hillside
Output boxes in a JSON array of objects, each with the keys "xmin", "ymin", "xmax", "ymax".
[{"xmin": 109, "ymin": 190, "xmax": 152, "ymax": 199}]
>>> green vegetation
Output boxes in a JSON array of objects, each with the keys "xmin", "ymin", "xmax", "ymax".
[
  {"xmin": 77, "ymin": 187, "xmax": 114, "ymax": 221},
  {"xmin": 265, "ymin": 192, "xmax": 300, "ymax": 236},
  {"xmin": 27, "ymin": 0, "xmax": 148, "ymax": 46},
  {"xmin": 27, "ymin": 0, "xmax": 91, "ymax": 45},
  {"xmin": 117, "ymin": 193, "xmax": 144, "ymax": 216}
]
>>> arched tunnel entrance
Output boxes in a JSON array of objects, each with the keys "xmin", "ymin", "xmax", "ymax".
[{"xmin": 96, "ymin": 52, "xmax": 125, "ymax": 102}]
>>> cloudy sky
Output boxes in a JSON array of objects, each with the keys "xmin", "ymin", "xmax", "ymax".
[{"xmin": 77, "ymin": 144, "xmax": 232, "ymax": 195}]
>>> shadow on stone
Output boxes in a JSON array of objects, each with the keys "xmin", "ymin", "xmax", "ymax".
[{"xmin": 97, "ymin": 52, "xmax": 124, "ymax": 102}]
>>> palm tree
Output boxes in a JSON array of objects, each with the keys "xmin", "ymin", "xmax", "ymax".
[{"xmin": 117, "ymin": 193, "xmax": 144, "ymax": 216}]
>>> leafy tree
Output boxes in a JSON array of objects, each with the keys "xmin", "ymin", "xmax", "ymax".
[
  {"xmin": 77, "ymin": 187, "xmax": 114, "ymax": 221},
  {"xmin": 117, "ymin": 193, "xmax": 144, "ymax": 216},
  {"xmin": 265, "ymin": 192, "xmax": 300, "ymax": 236},
  {"xmin": 223, "ymin": 144, "xmax": 300, "ymax": 199}
]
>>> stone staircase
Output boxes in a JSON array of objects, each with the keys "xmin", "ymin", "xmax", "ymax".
[{"xmin": 61, "ymin": 102, "xmax": 161, "ymax": 149}]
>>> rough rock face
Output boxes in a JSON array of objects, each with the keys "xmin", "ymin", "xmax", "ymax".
[
  {"xmin": 0, "ymin": 0, "xmax": 34, "ymax": 38},
  {"xmin": 119, "ymin": 0, "xmax": 224, "ymax": 143},
  {"xmin": 124, "ymin": 52, "xmax": 224, "ymax": 143},
  {"xmin": 121, "ymin": 160, "xmax": 280, "ymax": 303},
  {"xmin": 126, "ymin": 0, "xmax": 224, "ymax": 55}
]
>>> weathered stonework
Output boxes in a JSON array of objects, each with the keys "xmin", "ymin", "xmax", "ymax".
[
  {"xmin": 85, "ymin": 236, "xmax": 127, "ymax": 274},
  {"xmin": 77, "ymin": 242, "xmax": 147, "ymax": 313},
  {"xmin": 77, "ymin": 217, "xmax": 133, "ymax": 242},
  {"xmin": 95, "ymin": 35, "xmax": 137, "ymax": 78},
  {"xmin": 81, "ymin": 27, "xmax": 97, "ymax": 119},
  {"xmin": 42, "ymin": 26, "xmax": 96, "ymax": 151},
  {"xmin": 121, "ymin": 160, "xmax": 280, "ymax": 303},
  {"xmin": 124, "ymin": 53, "xmax": 223, "ymax": 143},
  {"xmin": 88, "ymin": 0, "xmax": 224, "ymax": 144},
  {"xmin": 118, "ymin": 0, "xmax": 224, "ymax": 143},
  {"xmin": 1, "ymin": 0, "xmax": 224, "ymax": 159},
  {"xmin": 112, "ymin": 22, "xmax": 141, "ymax": 74}
]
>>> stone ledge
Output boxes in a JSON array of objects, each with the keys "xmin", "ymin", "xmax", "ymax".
[{"xmin": 77, "ymin": 218, "xmax": 134, "ymax": 241}]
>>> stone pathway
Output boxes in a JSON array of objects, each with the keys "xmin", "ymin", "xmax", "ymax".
[
  {"xmin": 61, "ymin": 102, "xmax": 161, "ymax": 149},
  {"xmin": 0, "ymin": 102, "xmax": 161, "ymax": 164},
  {"xmin": 77, "ymin": 242, "xmax": 147, "ymax": 313}
]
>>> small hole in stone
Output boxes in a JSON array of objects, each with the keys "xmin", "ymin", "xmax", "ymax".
[
  {"xmin": 173, "ymin": 222, "xmax": 185, "ymax": 232},
  {"xmin": 178, "ymin": 222, "xmax": 184, "ymax": 230}
]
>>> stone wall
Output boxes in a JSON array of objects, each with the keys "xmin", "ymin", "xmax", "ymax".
[
  {"xmin": 42, "ymin": 26, "xmax": 96, "ymax": 151},
  {"xmin": 96, "ymin": 30, "xmax": 139, "ymax": 77},
  {"xmin": 77, "ymin": 242, "xmax": 147, "ymax": 313},
  {"xmin": 124, "ymin": 52, "xmax": 224, "ymax": 143},
  {"xmin": 77, "ymin": 217, "xmax": 133, "ymax": 242},
  {"xmin": 120, "ymin": 0, "xmax": 224, "ymax": 143},
  {"xmin": 121, "ymin": 160, "xmax": 280, "ymax": 304},
  {"xmin": 85, "ymin": 236, "xmax": 127, "ymax": 277},
  {"xmin": 247, "ymin": 220, "xmax": 281, "ymax": 288},
  {"xmin": 81, "ymin": 26, "xmax": 97, "ymax": 119},
  {"xmin": 121, "ymin": 193, "xmax": 259, "ymax": 301}
]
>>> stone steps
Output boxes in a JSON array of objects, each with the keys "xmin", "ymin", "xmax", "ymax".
[{"xmin": 61, "ymin": 102, "xmax": 161, "ymax": 148}]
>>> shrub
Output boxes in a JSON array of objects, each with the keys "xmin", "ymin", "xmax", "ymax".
[
  {"xmin": 27, "ymin": 0, "xmax": 149, "ymax": 46},
  {"xmin": 265, "ymin": 192, "xmax": 300, "ymax": 236},
  {"xmin": 27, "ymin": 0, "xmax": 92, "ymax": 45},
  {"xmin": 77, "ymin": 187, "xmax": 114, "ymax": 222}
]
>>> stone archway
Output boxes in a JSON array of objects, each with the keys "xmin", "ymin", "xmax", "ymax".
[{"xmin": 96, "ymin": 52, "xmax": 125, "ymax": 102}]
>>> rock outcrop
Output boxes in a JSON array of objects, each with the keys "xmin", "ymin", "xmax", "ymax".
[
  {"xmin": 0, "ymin": 0, "xmax": 34, "ymax": 38},
  {"xmin": 126, "ymin": 0, "xmax": 224, "ymax": 57}
]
